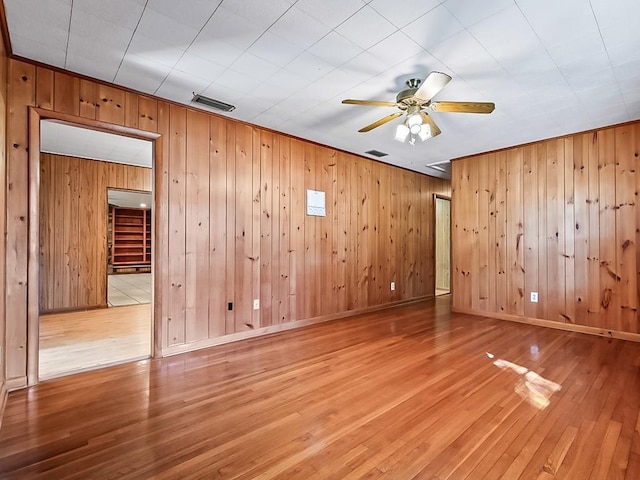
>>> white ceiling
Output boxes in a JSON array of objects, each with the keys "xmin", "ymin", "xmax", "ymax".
[
  {"xmin": 6, "ymin": 0, "xmax": 640, "ymax": 179},
  {"xmin": 41, "ymin": 120, "xmax": 153, "ymax": 167},
  {"xmin": 108, "ymin": 189, "xmax": 152, "ymax": 208}
]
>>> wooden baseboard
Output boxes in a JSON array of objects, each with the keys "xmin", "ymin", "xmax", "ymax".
[
  {"xmin": 6, "ymin": 376, "xmax": 28, "ymax": 391},
  {"xmin": 0, "ymin": 381, "xmax": 7, "ymax": 430},
  {"xmin": 162, "ymin": 296, "xmax": 433, "ymax": 357},
  {"xmin": 451, "ymin": 306, "xmax": 640, "ymax": 343}
]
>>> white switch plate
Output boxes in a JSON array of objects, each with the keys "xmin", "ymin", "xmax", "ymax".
[
  {"xmin": 253, "ymin": 299, "xmax": 260, "ymax": 310},
  {"xmin": 530, "ymin": 291, "xmax": 538, "ymax": 303},
  {"xmin": 390, "ymin": 282, "xmax": 395, "ymax": 291}
]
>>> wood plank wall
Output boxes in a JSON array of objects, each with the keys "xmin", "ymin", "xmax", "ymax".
[
  {"xmin": 39, "ymin": 153, "xmax": 151, "ymax": 313},
  {"xmin": 451, "ymin": 122, "xmax": 640, "ymax": 336},
  {"xmin": 0, "ymin": 20, "xmax": 7, "ymax": 417},
  {"xmin": 4, "ymin": 58, "xmax": 450, "ymax": 384}
]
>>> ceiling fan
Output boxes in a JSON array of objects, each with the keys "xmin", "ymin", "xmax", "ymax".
[{"xmin": 342, "ymin": 71, "xmax": 495, "ymax": 144}]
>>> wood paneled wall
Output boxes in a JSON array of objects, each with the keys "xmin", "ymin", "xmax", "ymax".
[
  {"xmin": 39, "ymin": 153, "xmax": 151, "ymax": 313},
  {"xmin": 452, "ymin": 122, "xmax": 640, "ymax": 337},
  {"xmin": 0, "ymin": 19, "xmax": 7, "ymax": 417},
  {"xmin": 4, "ymin": 58, "xmax": 450, "ymax": 385}
]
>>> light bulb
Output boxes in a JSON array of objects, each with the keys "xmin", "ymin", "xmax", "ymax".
[
  {"xmin": 394, "ymin": 123, "xmax": 410, "ymax": 142},
  {"xmin": 406, "ymin": 113, "xmax": 423, "ymax": 135},
  {"xmin": 418, "ymin": 124, "xmax": 432, "ymax": 141}
]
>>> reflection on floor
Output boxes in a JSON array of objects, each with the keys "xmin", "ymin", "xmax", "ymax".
[
  {"xmin": 108, "ymin": 273, "xmax": 151, "ymax": 307},
  {"xmin": 436, "ymin": 288, "xmax": 450, "ymax": 296},
  {"xmin": 39, "ymin": 303, "xmax": 151, "ymax": 380}
]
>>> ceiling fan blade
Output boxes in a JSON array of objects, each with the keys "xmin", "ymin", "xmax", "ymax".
[
  {"xmin": 342, "ymin": 99, "xmax": 397, "ymax": 107},
  {"xmin": 421, "ymin": 112, "xmax": 441, "ymax": 137},
  {"xmin": 429, "ymin": 101, "xmax": 495, "ymax": 114},
  {"xmin": 358, "ymin": 112, "xmax": 403, "ymax": 132},
  {"xmin": 414, "ymin": 72, "xmax": 452, "ymax": 101}
]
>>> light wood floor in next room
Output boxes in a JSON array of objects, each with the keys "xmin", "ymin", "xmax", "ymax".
[
  {"xmin": 2, "ymin": 297, "xmax": 639, "ymax": 479},
  {"xmin": 39, "ymin": 304, "xmax": 151, "ymax": 380}
]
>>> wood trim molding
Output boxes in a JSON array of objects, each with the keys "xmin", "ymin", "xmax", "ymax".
[
  {"xmin": 0, "ymin": 381, "xmax": 7, "ymax": 429},
  {"xmin": 452, "ymin": 306, "xmax": 640, "ymax": 343},
  {"xmin": 163, "ymin": 296, "xmax": 435, "ymax": 357},
  {"xmin": 5, "ymin": 376, "xmax": 27, "ymax": 391},
  {"xmin": 0, "ymin": 1, "xmax": 12, "ymax": 57},
  {"xmin": 26, "ymin": 107, "xmax": 163, "ymax": 387}
]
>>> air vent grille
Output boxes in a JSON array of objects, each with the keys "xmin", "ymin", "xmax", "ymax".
[
  {"xmin": 192, "ymin": 94, "xmax": 236, "ymax": 112},
  {"xmin": 365, "ymin": 149, "xmax": 388, "ymax": 158}
]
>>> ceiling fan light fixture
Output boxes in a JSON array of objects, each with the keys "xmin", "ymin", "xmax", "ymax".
[
  {"xmin": 407, "ymin": 112, "xmax": 423, "ymax": 134},
  {"xmin": 395, "ymin": 123, "xmax": 410, "ymax": 142},
  {"xmin": 418, "ymin": 124, "xmax": 432, "ymax": 141}
]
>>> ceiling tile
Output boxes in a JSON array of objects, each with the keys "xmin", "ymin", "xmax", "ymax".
[
  {"xmin": 339, "ymin": 51, "xmax": 395, "ymax": 84},
  {"xmin": 200, "ymin": 6, "xmax": 264, "ymax": 50},
  {"xmin": 221, "ymin": 0, "xmax": 298, "ymax": 30},
  {"xmin": 269, "ymin": 6, "xmax": 331, "ymax": 49},
  {"xmin": 155, "ymin": 69, "xmax": 211, "ymax": 103},
  {"xmin": 174, "ymin": 53, "xmax": 226, "ymax": 82},
  {"xmin": 403, "ymin": 4, "xmax": 465, "ymax": 50},
  {"xmin": 70, "ymin": 8, "xmax": 134, "ymax": 51},
  {"xmin": 114, "ymin": 53, "xmax": 172, "ymax": 94},
  {"xmin": 187, "ymin": 35, "xmax": 244, "ymax": 67},
  {"xmin": 545, "ymin": 33, "xmax": 607, "ymax": 68},
  {"xmin": 5, "ymin": 0, "xmax": 71, "ymax": 32},
  {"xmin": 146, "ymin": 0, "xmax": 223, "ymax": 30},
  {"xmin": 213, "ymin": 69, "xmax": 263, "ymax": 93},
  {"xmin": 443, "ymin": 0, "xmax": 512, "ymax": 27},
  {"xmin": 367, "ymin": 31, "xmax": 424, "ymax": 68},
  {"xmin": 230, "ymin": 52, "xmax": 281, "ymax": 78},
  {"xmin": 469, "ymin": 6, "xmax": 544, "ymax": 68},
  {"xmin": 65, "ymin": 31, "xmax": 124, "ymax": 68},
  {"xmin": 335, "ymin": 6, "xmax": 397, "ymax": 50},
  {"xmin": 285, "ymin": 52, "xmax": 335, "ymax": 79},
  {"xmin": 74, "ymin": 0, "xmax": 146, "ymax": 30},
  {"xmin": 9, "ymin": 33, "xmax": 67, "ymax": 68},
  {"xmin": 127, "ymin": 33, "xmax": 186, "ymax": 68},
  {"xmin": 202, "ymin": 83, "xmax": 246, "ymax": 104},
  {"xmin": 136, "ymin": 7, "xmax": 199, "ymax": 48},
  {"xmin": 296, "ymin": 0, "xmax": 367, "ymax": 29},
  {"xmin": 517, "ymin": 0, "xmax": 599, "ymax": 48},
  {"xmin": 247, "ymin": 31, "xmax": 304, "ymax": 67},
  {"xmin": 308, "ymin": 32, "xmax": 363, "ymax": 68},
  {"xmin": 5, "ymin": 17, "xmax": 69, "ymax": 55},
  {"xmin": 369, "ymin": 0, "xmax": 443, "ymax": 28},
  {"xmin": 65, "ymin": 38, "xmax": 123, "ymax": 81}
]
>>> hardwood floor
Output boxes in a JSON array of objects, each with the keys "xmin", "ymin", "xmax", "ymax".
[
  {"xmin": 39, "ymin": 304, "xmax": 151, "ymax": 380},
  {"xmin": 2, "ymin": 297, "xmax": 639, "ymax": 479}
]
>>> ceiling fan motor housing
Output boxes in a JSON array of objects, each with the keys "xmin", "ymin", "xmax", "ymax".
[{"xmin": 396, "ymin": 79, "xmax": 428, "ymax": 109}]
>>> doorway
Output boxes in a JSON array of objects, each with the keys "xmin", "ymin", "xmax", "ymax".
[
  {"xmin": 435, "ymin": 195, "xmax": 451, "ymax": 296},
  {"xmin": 37, "ymin": 120, "xmax": 154, "ymax": 380}
]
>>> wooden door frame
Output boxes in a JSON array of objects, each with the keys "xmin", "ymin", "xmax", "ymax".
[
  {"xmin": 28, "ymin": 107, "xmax": 162, "ymax": 385},
  {"xmin": 433, "ymin": 194, "xmax": 452, "ymax": 296}
]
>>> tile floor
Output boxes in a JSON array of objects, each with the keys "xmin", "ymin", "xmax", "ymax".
[{"xmin": 108, "ymin": 273, "xmax": 151, "ymax": 307}]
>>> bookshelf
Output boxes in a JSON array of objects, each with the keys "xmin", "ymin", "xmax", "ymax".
[{"xmin": 111, "ymin": 206, "xmax": 151, "ymax": 270}]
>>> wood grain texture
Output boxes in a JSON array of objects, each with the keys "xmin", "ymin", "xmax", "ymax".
[
  {"xmin": 452, "ymin": 122, "xmax": 640, "ymax": 336},
  {"xmin": 38, "ymin": 154, "xmax": 151, "ymax": 313},
  {"xmin": 5, "ymin": 58, "xmax": 449, "ymax": 389},
  {"xmin": 1, "ymin": 298, "xmax": 639, "ymax": 479},
  {"xmin": 0, "ymin": 22, "xmax": 6, "ymax": 419}
]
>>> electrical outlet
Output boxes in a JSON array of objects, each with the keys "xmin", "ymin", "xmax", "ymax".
[
  {"xmin": 530, "ymin": 291, "xmax": 538, "ymax": 303},
  {"xmin": 390, "ymin": 281, "xmax": 395, "ymax": 291},
  {"xmin": 253, "ymin": 299, "xmax": 260, "ymax": 310}
]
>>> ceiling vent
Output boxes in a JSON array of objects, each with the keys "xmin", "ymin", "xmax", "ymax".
[
  {"xmin": 192, "ymin": 93, "xmax": 236, "ymax": 112},
  {"xmin": 365, "ymin": 149, "xmax": 388, "ymax": 158}
]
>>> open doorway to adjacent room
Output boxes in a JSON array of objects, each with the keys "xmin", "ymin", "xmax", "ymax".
[
  {"xmin": 37, "ymin": 120, "xmax": 154, "ymax": 380},
  {"xmin": 435, "ymin": 195, "xmax": 451, "ymax": 296}
]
